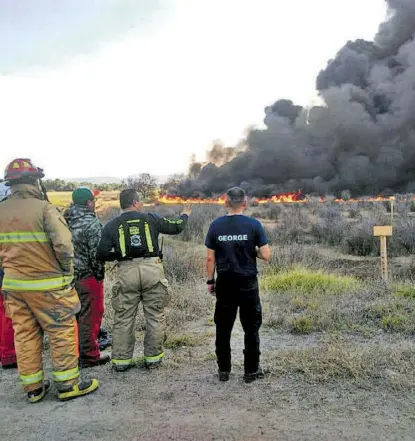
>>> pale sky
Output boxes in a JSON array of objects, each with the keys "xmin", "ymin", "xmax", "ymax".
[{"xmin": 0, "ymin": 0, "xmax": 387, "ymax": 180}]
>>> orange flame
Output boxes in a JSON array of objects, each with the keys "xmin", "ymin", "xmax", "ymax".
[
  {"xmin": 157, "ymin": 194, "xmax": 226, "ymax": 205},
  {"xmin": 152, "ymin": 191, "xmax": 400, "ymax": 205},
  {"xmin": 255, "ymin": 190, "xmax": 305, "ymax": 204},
  {"xmin": 156, "ymin": 190, "xmax": 306, "ymax": 205}
]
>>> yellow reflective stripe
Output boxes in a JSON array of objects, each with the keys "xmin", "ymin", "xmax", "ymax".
[
  {"xmin": 53, "ymin": 366, "xmax": 80, "ymax": 382},
  {"xmin": 118, "ymin": 225, "xmax": 126, "ymax": 257},
  {"xmin": 162, "ymin": 218, "xmax": 184, "ymax": 225},
  {"xmin": 112, "ymin": 358, "xmax": 133, "ymax": 366},
  {"xmin": 0, "ymin": 232, "xmax": 48, "ymax": 243},
  {"xmin": 20, "ymin": 370, "xmax": 44, "ymax": 385},
  {"xmin": 3, "ymin": 275, "xmax": 73, "ymax": 292},
  {"xmin": 144, "ymin": 223, "xmax": 153, "ymax": 253},
  {"xmin": 145, "ymin": 352, "xmax": 164, "ymax": 363},
  {"xmin": 126, "ymin": 219, "xmax": 140, "ymax": 224}
]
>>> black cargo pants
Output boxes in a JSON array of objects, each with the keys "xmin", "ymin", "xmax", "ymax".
[{"xmin": 214, "ymin": 273, "xmax": 262, "ymax": 374}]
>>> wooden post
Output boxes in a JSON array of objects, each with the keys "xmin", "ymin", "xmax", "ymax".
[
  {"xmin": 390, "ymin": 197, "xmax": 395, "ymax": 223},
  {"xmin": 373, "ymin": 226, "xmax": 393, "ymax": 283}
]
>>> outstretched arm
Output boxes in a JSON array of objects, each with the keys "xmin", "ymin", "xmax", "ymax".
[{"xmin": 152, "ymin": 204, "xmax": 191, "ymax": 235}]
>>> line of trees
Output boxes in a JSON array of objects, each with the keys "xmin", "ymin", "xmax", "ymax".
[
  {"xmin": 43, "ymin": 179, "xmax": 124, "ymax": 192},
  {"xmin": 44, "ymin": 173, "xmax": 187, "ymax": 201}
]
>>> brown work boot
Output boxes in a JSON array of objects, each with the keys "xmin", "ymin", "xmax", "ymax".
[{"xmin": 79, "ymin": 355, "xmax": 111, "ymax": 368}]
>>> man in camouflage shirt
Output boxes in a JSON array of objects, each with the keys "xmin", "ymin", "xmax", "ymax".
[{"xmin": 64, "ymin": 187, "xmax": 110, "ymax": 367}]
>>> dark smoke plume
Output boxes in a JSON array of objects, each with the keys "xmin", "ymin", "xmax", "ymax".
[{"xmin": 174, "ymin": 1, "xmax": 415, "ymax": 198}]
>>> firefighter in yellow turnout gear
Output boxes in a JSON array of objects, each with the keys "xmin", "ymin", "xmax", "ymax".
[
  {"xmin": 97, "ymin": 189, "xmax": 191, "ymax": 371},
  {"xmin": 0, "ymin": 158, "xmax": 98, "ymax": 403}
]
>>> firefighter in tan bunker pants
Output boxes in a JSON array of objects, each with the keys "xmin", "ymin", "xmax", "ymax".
[
  {"xmin": 0, "ymin": 158, "xmax": 98, "ymax": 403},
  {"xmin": 97, "ymin": 189, "xmax": 191, "ymax": 371}
]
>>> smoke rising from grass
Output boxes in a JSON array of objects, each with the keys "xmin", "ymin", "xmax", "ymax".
[{"xmin": 176, "ymin": 1, "xmax": 415, "ymax": 198}]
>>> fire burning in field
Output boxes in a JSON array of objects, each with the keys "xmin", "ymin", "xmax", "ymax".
[
  {"xmin": 157, "ymin": 194, "xmax": 226, "ymax": 205},
  {"xmin": 255, "ymin": 190, "xmax": 306, "ymax": 204},
  {"xmin": 154, "ymin": 191, "xmax": 397, "ymax": 205}
]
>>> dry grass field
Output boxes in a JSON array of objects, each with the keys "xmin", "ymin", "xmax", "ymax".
[
  {"xmin": 48, "ymin": 190, "xmax": 120, "ymax": 211},
  {"xmin": 100, "ymin": 199, "xmax": 415, "ymax": 391},
  {"xmin": 2, "ymin": 196, "xmax": 415, "ymax": 440}
]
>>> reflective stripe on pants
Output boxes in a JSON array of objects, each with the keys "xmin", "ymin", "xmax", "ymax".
[
  {"xmin": 3, "ymin": 288, "xmax": 81, "ymax": 392},
  {"xmin": 53, "ymin": 366, "xmax": 80, "ymax": 382},
  {"xmin": 20, "ymin": 369, "xmax": 44, "ymax": 386},
  {"xmin": 111, "ymin": 258, "xmax": 171, "ymax": 362},
  {"xmin": 112, "ymin": 358, "xmax": 133, "ymax": 366},
  {"xmin": 145, "ymin": 352, "xmax": 164, "ymax": 364}
]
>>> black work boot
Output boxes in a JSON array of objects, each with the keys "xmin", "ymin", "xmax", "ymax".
[
  {"xmin": 27, "ymin": 380, "xmax": 51, "ymax": 404},
  {"xmin": 145, "ymin": 360, "xmax": 163, "ymax": 370},
  {"xmin": 80, "ymin": 355, "xmax": 111, "ymax": 368},
  {"xmin": 218, "ymin": 371, "xmax": 230, "ymax": 382},
  {"xmin": 98, "ymin": 329, "xmax": 112, "ymax": 351},
  {"xmin": 243, "ymin": 366, "xmax": 265, "ymax": 384},
  {"xmin": 112, "ymin": 363, "xmax": 134, "ymax": 373},
  {"xmin": 2, "ymin": 362, "xmax": 18, "ymax": 370}
]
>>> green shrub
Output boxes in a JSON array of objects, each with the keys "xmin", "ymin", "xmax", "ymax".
[
  {"xmin": 290, "ymin": 316, "xmax": 314, "ymax": 334},
  {"xmin": 380, "ymin": 315, "xmax": 408, "ymax": 332},
  {"xmin": 261, "ymin": 267, "xmax": 362, "ymax": 295},
  {"xmin": 394, "ymin": 218, "xmax": 415, "ymax": 254},
  {"xmin": 165, "ymin": 334, "xmax": 200, "ymax": 349},
  {"xmin": 343, "ymin": 221, "xmax": 379, "ymax": 256},
  {"xmin": 290, "ymin": 297, "xmax": 308, "ymax": 311},
  {"xmin": 395, "ymin": 284, "xmax": 415, "ymax": 299}
]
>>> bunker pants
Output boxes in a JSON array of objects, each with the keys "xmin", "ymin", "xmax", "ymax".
[
  {"xmin": 3, "ymin": 287, "xmax": 82, "ymax": 392},
  {"xmin": 111, "ymin": 257, "xmax": 171, "ymax": 368}
]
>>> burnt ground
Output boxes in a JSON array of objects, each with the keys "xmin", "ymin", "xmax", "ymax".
[{"xmin": 1, "ymin": 325, "xmax": 414, "ymax": 441}]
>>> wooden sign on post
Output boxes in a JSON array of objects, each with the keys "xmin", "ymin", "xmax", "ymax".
[{"xmin": 373, "ymin": 226, "xmax": 393, "ymax": 283}]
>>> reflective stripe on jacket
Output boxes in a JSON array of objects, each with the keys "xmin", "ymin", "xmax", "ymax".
[{"xmin": 0, "ymin": 184, "xmax": 74, "ymax": 291}]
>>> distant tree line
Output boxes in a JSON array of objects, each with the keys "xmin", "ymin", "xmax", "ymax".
[
  {"xmin": 43, "ymin": 179, "xmax": 124, "ymax": 192},
  {"xmin": 43, "ymin": 173, "xmax": 187, "ymax": 201}
]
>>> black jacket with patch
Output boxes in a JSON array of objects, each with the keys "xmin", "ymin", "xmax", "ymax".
[{"xmin": 97, "ymin": 211, "xmax": 188, "ymax": 262}]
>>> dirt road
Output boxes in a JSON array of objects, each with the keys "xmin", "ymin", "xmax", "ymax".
[{"xmin": 1, "ymin": 343, "xmax": 414, "ymax": 441}]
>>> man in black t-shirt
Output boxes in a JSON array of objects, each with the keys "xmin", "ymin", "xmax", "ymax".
[{"xmin": 205, "ymin": 187, "xmax": 271, "ymax": 383}]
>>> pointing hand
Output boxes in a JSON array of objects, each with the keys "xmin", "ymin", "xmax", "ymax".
[{"xmin": 182, "ymin": 203, "xmax": 192, "ymax": 216}]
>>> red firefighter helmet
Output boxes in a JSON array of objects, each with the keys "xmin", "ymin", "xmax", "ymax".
[{"xmin": 4, "ymin": 158, "xmax": 45, "ymax": 183}]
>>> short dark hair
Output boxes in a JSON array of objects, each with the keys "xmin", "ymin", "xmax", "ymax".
[
  {"xmin": 120, "ymin": 189, "xmax": 140, "ymax": 209},
  {"xmin": 226, "ymin": 186, "xmax": 246, "ymax": 208},
  {"xmin": 9, "ymin": 176, "xmax": 38, "ymax": 186}
]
